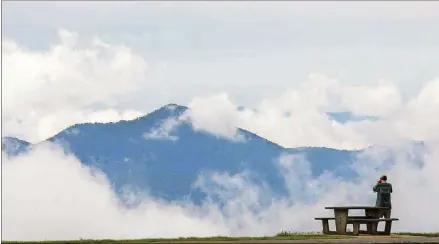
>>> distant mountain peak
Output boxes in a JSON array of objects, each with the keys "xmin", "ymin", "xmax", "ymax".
[
  {"xmin": 163, "ymin": 103, "xmax": 187, "ymax": 110},
  {"xmin": 138, "ymin": 103, "xmax": 188, "ymax": 122},
  {"xmin": 2, "ymin": 136, "xmax": 31, "ymax": 156},
  {"xmin": 2, "ymin": 136, "xmax": 30, "ymax": 144}
]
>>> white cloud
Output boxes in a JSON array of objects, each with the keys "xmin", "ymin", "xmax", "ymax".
[
  {"xmin": 143, "ymin": 95, "xmax": 247, "ymax": 142},
  {"xmin": 4, "ymin": 1, "xmax": 439, "ymax": 107},
  {"xmin": 2, "ymin": 30, "xmax": 147, "ymax": 142},
  {"xmin": 144, "ymin": 118, "xmax": 180, "ymax": 141},
  {"xmin": 181, "ymin": 93, "xmax": 245, "ymax": 142},
  {"xmin": 182, "ymin": 75, "xmax": 438, "ymax": 149},
  {"xmin": 334, "ymin": 79, "xmax": 403, "ymax": 117},
  {"xmin": 3, "ymin": 140, "xmax": 439, "ymax": 241},
  {"xmin": 1, "ymin": 143, "xmax": 228, "ymax": 241}
]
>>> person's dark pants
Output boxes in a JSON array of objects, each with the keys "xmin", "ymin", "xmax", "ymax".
[{"xmin": 379, "ymin": 209, "xmax": 391, "ymax": 218}]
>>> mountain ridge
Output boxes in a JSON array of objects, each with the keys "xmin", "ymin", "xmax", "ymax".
[
  {"xmin": 2, "ymin": 103, "xmax": 423, "ymax": 204},
  {"xmin": 3, "ymin": 103, "xmax": 363, "ymax": 152}
]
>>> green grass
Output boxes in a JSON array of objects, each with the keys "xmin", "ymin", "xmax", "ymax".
[
  {"xmin": 2, "ymin": 231, "xmax": 351, "ymax": 243},
  {"xmin": 395, "ymin": 232, "xmax": 439, "ymax": 237},
  {"xmin": 5, "ymin": 231, "xmax": 439, "ymax": 243}
]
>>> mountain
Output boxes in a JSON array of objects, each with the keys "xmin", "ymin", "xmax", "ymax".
[
  {"xmin": 4, "ymin": 104, "xmax": 412, "ymax": 204},
  {"xmin": 2, "ymin": 136, "xmax": 31, "ymax": 156}
]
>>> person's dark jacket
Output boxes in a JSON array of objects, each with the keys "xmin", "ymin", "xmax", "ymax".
[{"xmin": 373, "ymin": 182, "xmax": 393, "ymax": 209}]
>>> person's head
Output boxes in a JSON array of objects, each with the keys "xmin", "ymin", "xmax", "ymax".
[{"xmin": 380, "ymin": 175, "xmax": 387, "ymax": 182}]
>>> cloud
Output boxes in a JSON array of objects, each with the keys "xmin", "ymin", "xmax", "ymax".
[
  {"xmin": 181, "ymin": 93, "xmax": 246, "ymax": 142},
  {"xmin": 1, "ymin": 143, "xmax": 228, "ymax": 241},
  {"xmin": 2, "ymin": 29, "xmax": 147, "ymax": 143},
  {"xmin": 333, "ymin": 79, "xmax": 403, "ymax": 117},
  {"xmin": 143, "ymin": 94, "xmax": 246, "ymax": 142},
  {"xmin": 4, "ymin": 1, "xmax": 439, "ymax": 110},
  {"xmin": 144, "ymin": 118, "xmax": 180, "ymax": 141},
  {"xmin": 3, "ymin": 139, "xmax": 439, "ymax": 241},
  {"xmin": 137, "ymin": 74, "xmax": 437, "ymax": 150},
  {"xmin": 181, "ymin": 75, "xmax": 438, "ymax": 149}
]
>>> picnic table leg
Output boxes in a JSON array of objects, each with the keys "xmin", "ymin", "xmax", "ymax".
[
  {"xmin": 352, "ymin": 222, "xmax": 360, "ymax": 236},
  {"xmin": 322, "ymin": 219, "xmax": 330, "ymax": 234},
  {"xmin": 365, "ymin": 209, "xmax": 380, "ymax": 234},
  {"xmin": 384, "ymin": 220, "xmax": 392, "ymax": 235},
  {"xmin": 334, "ymin": 209, "xmax": 348, "ymax": 234}
]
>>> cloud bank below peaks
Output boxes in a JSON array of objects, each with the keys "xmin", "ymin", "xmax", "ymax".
[{"xmin": 3, "ymin": 138, "xmax": 439, "ymax": 241}]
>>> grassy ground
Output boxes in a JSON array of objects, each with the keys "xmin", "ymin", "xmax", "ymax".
[
  {"xmin": 395, "ymin": 232, "xmax": 439, "ymax": 237},
  {"xmin": 2, "ymin": 232, "xmax": 350, "ymax": 243},
  {"xmin": 4, "ymin": 232, "xmax": 439, "ymax": 243}
]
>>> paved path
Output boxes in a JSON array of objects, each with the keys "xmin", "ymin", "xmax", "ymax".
[{"xmin": 151, "ymin": 237, "xmax": 439, "ymax": 244}]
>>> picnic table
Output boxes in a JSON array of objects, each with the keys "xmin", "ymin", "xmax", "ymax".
[{"xmin": 315, "ymin": 206, "xmax": 399, "ymax": 236}]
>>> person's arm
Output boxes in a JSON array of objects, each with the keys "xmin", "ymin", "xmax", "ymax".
[
  {"xmin": 373, "ymin": 183, "xmax": 379, "ymax": 192},
  {"xmin": 390, "ymin": 184, "xmax": 393, "ymax": 193}
]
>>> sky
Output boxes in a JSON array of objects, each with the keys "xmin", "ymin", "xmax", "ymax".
[
  {"xmin": 2, "ymin": 1, "xmax": 439, "ymax": 241},
  {"xmin": 3, "ymin": 1, "xmax": 439, "ymax": 147}
]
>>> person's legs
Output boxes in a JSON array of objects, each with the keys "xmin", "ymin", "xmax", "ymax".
[
  {"xmin": 378, "ymin": 209, "xmax": 391, "ymax": 218},
  {"xmin": 384, "ymin": 209, "xmax": 391, "ymax": 219},
  {"xmin": 378, "ymin": 209, "xmax": 385, "ymax": 218}
]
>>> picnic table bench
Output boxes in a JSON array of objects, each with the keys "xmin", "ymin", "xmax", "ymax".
[{"xmin": 314, "ymin": 206, "xmax": 399, "ymax": 236}]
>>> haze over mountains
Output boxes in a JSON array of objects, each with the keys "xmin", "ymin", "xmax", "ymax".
[{"xmin": 2, "ymin": 103, "xmax": 424, "ymax": 204}]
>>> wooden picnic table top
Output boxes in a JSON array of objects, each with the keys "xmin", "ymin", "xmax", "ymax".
[{"xmin": 325, "ymin": 206, "xmax": 389, "ymax": 210}]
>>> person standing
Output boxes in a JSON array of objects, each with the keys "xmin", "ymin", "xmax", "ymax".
[{"xmin": 373, "ymin": 175, "xmax": 392, "ymax": 218}]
